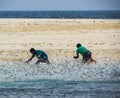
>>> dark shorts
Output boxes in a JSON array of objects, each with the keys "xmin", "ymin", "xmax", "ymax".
[{"xmin": 83, "ymin": 52, "xmax": 91, "ymax": 62}]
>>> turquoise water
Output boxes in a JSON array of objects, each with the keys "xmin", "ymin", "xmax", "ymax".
[{"xmin": 0, "ymin": 59, "xmax": 120, "ymax": 98}]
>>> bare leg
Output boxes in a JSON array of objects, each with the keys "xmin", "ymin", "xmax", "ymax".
[
  {"xmin": 88, "ymin": 59, "xmax": 92, "ymax": 64},
  {"xmin": 82, "ymin": 57, "xmax": 87, "ymax": 63},
  {"xmin": 87, "ymin": 58, "xmax": 97, "ymax": 64},
  {"xmin": 91, "ymin": 59, "xmax": 97, "ymax": 63},
  {"xmin": 35, "ymin": 58, "xmax": 46, "ymax": 64},
  {"xmin": 36, "ymin": 58, "xmax": 50, "ymax": 64},
  {"xmin": 46, "ymin": 59, "xmax": 50, "ymax": 64}
]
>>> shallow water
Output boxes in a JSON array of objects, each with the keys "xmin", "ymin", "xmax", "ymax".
[
  {"xmin": 0, "ymin": 59, "xmax": 120, "ymax": 98},
  {"xmin": 0, "ymin": 80, "xmax": 120, "ymax": 98}
]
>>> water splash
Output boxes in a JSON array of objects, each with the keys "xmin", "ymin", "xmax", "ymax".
[{"xmin": 0, "ymin": 59, "xmax": 120, "ymax": 82}]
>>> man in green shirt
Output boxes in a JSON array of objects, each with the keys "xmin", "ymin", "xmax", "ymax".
[
  {"xmin": 74, "ymin": 43, "xmax": 96, "ymax": 64},
  {"xmin": 25, "ymin": 48, "xmax": 50, "ymax": 64}
]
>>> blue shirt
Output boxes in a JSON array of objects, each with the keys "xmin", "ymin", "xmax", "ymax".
[{"xmin": 34, "ymin": 50, "xmax": 48, "ymax": 59}]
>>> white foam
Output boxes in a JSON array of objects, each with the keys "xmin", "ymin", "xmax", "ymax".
[{"xmin": 0, "ymin": 59, "xmax": 120, "ymax": 82}]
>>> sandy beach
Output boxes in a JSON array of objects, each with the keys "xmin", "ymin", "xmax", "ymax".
[{"xmin": 0, "ymin": 19, "xmax": 120, "ymax": 63}]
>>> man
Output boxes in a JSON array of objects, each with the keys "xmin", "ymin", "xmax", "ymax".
[
  {"xmin": 74, "ymin": 43, "xmax": 96, "ymax": 64},
  {"xmin": 25, "ymin": 48, "xmax": 50, "ymax": 64}
]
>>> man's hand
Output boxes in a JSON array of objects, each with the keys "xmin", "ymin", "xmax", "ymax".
[{"xmin": 73, "ymin": 56, "xmax": 78, "ymax": 59}]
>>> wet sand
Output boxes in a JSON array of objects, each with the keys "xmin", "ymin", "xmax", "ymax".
[{"xmin": 0, "ymin": 19, "xmax": 120, "ymax": 62}]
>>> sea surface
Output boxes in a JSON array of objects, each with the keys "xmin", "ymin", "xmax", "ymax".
[
  {"xmin": 0, "ymin": 10, "xmax": 120, "ymax": 98},
  {"xmin": 0, "ymin": 59, "xmax": 120, "ymax": 98},
  {"xmin": 0, "ymin": 11, "xmax": 120, "ymax": 19}
]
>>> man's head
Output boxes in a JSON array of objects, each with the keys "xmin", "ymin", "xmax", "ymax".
[
  {"xmin": 76, "ymin": 43, "xmax": 81, "ymax": 48},
  {"xmin": 30, "ymin": 48, "xmax": 35, "ymax": 54}
]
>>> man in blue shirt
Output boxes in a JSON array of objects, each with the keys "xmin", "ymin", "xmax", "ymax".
[{"xmin": 25, "ymin": 48, "xmax": 50, "ymax": 64}]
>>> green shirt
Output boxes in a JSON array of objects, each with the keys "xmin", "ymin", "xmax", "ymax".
[{"xmin": 77, "ymin": 46, "xmax": 90, "ymax": 56}]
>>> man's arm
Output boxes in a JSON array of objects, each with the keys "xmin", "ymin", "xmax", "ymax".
[
  {"xmin": 25, "ymin": 54, "xmax": 34, "ymax": 63},
  {"xmin": 74, "ymin": 52, "xmax": 79, "ymax": 59}
]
